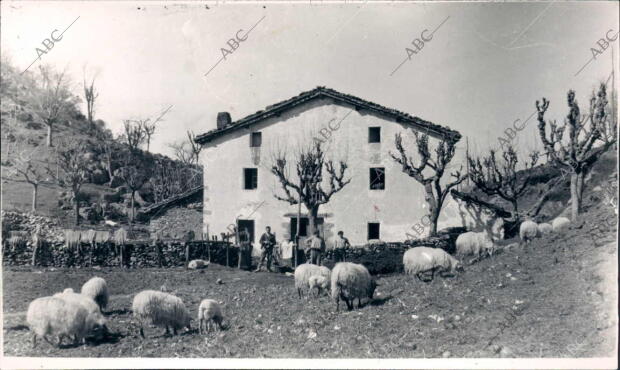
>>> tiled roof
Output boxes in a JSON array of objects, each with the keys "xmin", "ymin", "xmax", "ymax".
[{"xmin": 194, "ymin": 86, "xmax": 461, "ymax": 144}]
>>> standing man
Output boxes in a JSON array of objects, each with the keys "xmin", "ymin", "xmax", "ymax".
[
  {"xmin": 306, "ymin": 230, "xmax": 325, "ymax": 265},
  {"xmin": 256, "ymin": 226, "xmax": 276, "ymax": 272},
  {"xmin": 332, "ymin": 230, "xmax": 351, "ymax": 262}
]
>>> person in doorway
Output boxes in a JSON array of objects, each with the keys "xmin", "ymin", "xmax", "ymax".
[
  {"xmin": 306, "ymin": 230, "xmax": 325, "ymax": 265},
  {"xmin": 256, "ymin": 226, "xmax": 276, "ymax": 272},
  {"xmin": 332, "ymin": 230, "xmax": 351, "ymax": 262}
]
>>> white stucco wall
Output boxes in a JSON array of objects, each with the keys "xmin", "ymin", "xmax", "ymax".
[{"xmin": 200, "ymin": 97, "xmax": 498, "ymax": 249}]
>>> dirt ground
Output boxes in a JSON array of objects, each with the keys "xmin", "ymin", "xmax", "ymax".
[{"xmin": 2, "ymin": 204, "xmax": 617, "ymax": 358}]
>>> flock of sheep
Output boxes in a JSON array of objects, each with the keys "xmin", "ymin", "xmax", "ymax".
[
  {"xmin": 24, "ymin": 216, "xmax": 571, "ymax": 349},
  {"xmin": 25, "ymin": 276, "xmax": 224, "ymax": 348}
]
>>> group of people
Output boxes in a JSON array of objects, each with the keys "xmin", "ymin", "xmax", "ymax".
[{"xmin": 238, "ymin": 226, "xmax": 351, "ymax": 272}]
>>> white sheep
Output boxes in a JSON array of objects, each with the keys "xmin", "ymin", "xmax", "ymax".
[
  {"xmin": 53, "ymin": 289, "xmax": 108, "ymax": 338},
  {"xmin": 537, "ymin": 222, "xmax": 553, "ymax": 236},
  {"xmin": 308, "ymin": 275, "xmax": 329, "ymax": 297},
  {"xmin": 188, "ymin": 259, "xmax": 209, "ymax": 269},
  {"xmin": 26, "ymin": 296, "xmax": 96, "ymax": 348},
  {"xmin": 330, "ymin": 262, "xmax": 377, "ymax": 311},
  {"xmin": 519, "ymin": 220, "xmax": 539, "ymax": 244},
  {"xmin": 132, "ymin": 290, "xmax": 191, "ymax": 338},
  {"xmin": 455, "ymin": 231, "xmax": 495, "ymax": 262},
  {"xmin": 81, "ymin": 277, "xmax": 109, "ymax": 312},
  {"xmin": 197, "ymin": 299, "xmax": 224, "ymax": 334},
  {"xmin": 552, "ymin": 217, "xmax": 571, "ymax": 232},
  {"xmin": 403, "ymin": 247, "xmax": 463, "ymax": 282},
  {"xmin": 294, "ymin": 263, "xmax": 331, "ymax": 299}
]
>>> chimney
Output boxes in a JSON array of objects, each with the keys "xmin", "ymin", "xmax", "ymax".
[{"xmin": 216, "ymin": 112, "xmax": 232, "ymax": 129}]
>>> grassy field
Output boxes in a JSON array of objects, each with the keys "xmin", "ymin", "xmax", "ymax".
[{"xmin": 2, "ymin": 201, "xmax": 617, "ymax": 358}]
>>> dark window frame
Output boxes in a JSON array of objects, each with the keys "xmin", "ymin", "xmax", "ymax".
[
  {"xmin": 369, "ymin": 167, "xmax": 385, "ymax": 190},
  {"xmin": 243, "ymin": 168, "xmax": 258, "ymax": 190},
  {"xmin": 368, "ymin": 222, "xmax": 380, "ymax": 240},
  {"xmin": 368, "ymin": 127, "xmax": 381, "ymax": 143},
  {"xmin": 250, "ymin": 132, "xmax": 262, "ymax": 147}
]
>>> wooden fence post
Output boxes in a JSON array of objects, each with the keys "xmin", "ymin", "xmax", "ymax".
[{"xmin": 226, "ymin": 242, "xmax": 229, "ymax": 267}]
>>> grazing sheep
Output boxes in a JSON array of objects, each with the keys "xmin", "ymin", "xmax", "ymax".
[
  {"xmin": 26, "ymin": 296, "xmax": 94, "ymax": 348},
  {"xmin": 519, "ymin": 220, "xmax": 539, "ymax": 244},
  {"xmin": 330, "ymin": 262, "xmax": 377, "ymax": 311},
  {"xmin": 455, "ymin": 231, "xmax": 495, "ymax": 262},
  {"xmin": 294, "ymin": 263, "xmax": 331, "ymax": 299},
  {"xmin": 81, "ymin": 277, "xmax": 109, "ymax": 312},
  {"xmin": 552, "ymin": 217, "xmax": 570, "ymax": 232},
  {"xmin": 197, "ymin": 299, "xmax": 224, "ymax": 334},
  {"xmin": 188, "ymin": 259, "xmax": 209, "ymax": 269},
  {"xmin": 308, "ymin": 275, "xmax": 329, "ymax": 297},
  {"xmin": 53, "ymin": 290, "xmax": 107, "ymax": 337},
  {"xmin": 132, "ymin": 290, "xmax": 191, "ymax": 338},
  {"xmin": 537, "ymin": 223, "xmax": 553, "ymax": 236},
  {"xmin": 403, "ymin": 247, "xmax": 463, "ymax": 282}
]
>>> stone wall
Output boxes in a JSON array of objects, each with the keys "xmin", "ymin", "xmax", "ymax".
[{"xmin": 148, "ymin": 205, "xmax": 204, "ymax": 240}]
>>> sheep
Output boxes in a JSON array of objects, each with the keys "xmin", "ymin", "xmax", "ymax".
[
  {"xmin": 294, "ymin": 263, "xmax": 331, "ymax": 299},
  {"xmin": 197, "ymin": 299, "xmax": 224, "ymax": 334},
  {"xmin": 188, "ymin": 259, "xmax": 209, "ymax": 269},
  {"xmin": 132, "ymin": 290, "xmax": 191, "ymax": 338},
  {"xmin": 519, "ymin": 220, "xmax": 539, "ymax": 244},
  {"xmin": 81, "ymin": 277, "xmax": 109, "ymax": 312},
  {"xmin": 537, "ymin": 222, "xmax": 553, "ymax": 236},
  {"xmin": 330, "ymin": 262, "xmax": 377, "ymax": 311},
  {"xmin": 26, "ymin": 296, "xmax": 94, "ymax": 348},
  {"xmin": 403, "ymin": 247, "xmax": 464, "ymax": 282},
  {"xmin": 455, "ymin": 231, "xmax": 495, "ymax": 263},
  {"xmin": 53, "ymin": 289, "xmax": 108, "ymax": 338},
  {"xmin": 552, "ymin": 217, "xmax": 571, "ymax": 232},
  {"xmin": 308, "ymin": 275, "xmax": 329, "ymax": 297}
]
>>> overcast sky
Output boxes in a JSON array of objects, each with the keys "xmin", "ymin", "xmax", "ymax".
[{"xmin": 2, "ymin": 1, "xmax": 618, "ymax": 161}]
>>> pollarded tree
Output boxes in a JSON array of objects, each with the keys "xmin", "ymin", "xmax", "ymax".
[
  {"xmin": 28, "ymin": 65, "xmax": 76, "ymax": 147},
  {"xmin": 82, "ymin": 68, "xmax": 99, "ymax": 129},
  {"xmin": 467, "ymin": 144, "xmax": 539, "ymax": 216},
  {"xmin": 271, "ymin": 141, "xmax": 351, "ymax": 235},
  {"xmin": 51, "ymin": 140, "xmax": 92, "ymax": 225},
  {"xmin": 391, "ymin": 131, "xmax": 467, "ymax": 236},
  {"xmin": 5, "ymin": 145, "xmax": 51, "ymax": 212},
  {"xmin": 117, "ymin": 155, "xmax": 150, "ymax": 222},
  {"xmin": 536, "ymin": 83, "xmax": 617, "ymax": 221}
]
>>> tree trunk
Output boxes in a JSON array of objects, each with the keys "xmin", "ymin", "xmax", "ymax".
[
  {"xmin": 31, "ymin": 183, "xmax": 38, "ymax": 212},
  {"xmin": 130, "ymin": 191, "xmax": 135, "ymax": 223},
  {"xmin": 429, "ymin": 205, "xmax": 440, "ymax": 236},
  {"xmin": 308, "ymin": 206, "xmax": 320, "ymax": 236},
  {"xmin": 46, "ymin": 123, "xmax": 53, "ymax": 147},
  {"xmin": 570, "ymin": 173, "xmax": 581, "ymax": 221},
  {"xmin": 74, "ymin": 197, "xmax": 80, "ymax": 225}
]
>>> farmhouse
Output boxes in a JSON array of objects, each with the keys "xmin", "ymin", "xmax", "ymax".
[{"xmin": 195, "ymin": 87, "xmax": 499, "ymax": 248}]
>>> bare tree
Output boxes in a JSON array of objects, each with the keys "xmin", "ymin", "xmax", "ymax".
[
  {"xmin": 94, "ymin": 129, "xmax": 121, "ymax": 186},
  {"xmin": 271, "ymin": 141, "xmax": 351, "ymax": 234},
  {"xmin": 83, "ymin": 69, "xmax": 99, "ymax": 129},
  {"xmin": 467, "ymin": 144, "xmax": 539, "ymax": 216},
  {"xmin": 50, "ymin": 140, "xmax": 91, "ymax": 225},
  {"xmin": 391, "ymin": 131, "xmax": 466, "ymax": 236},
  {"xmin": 28, "ymin": 65, "xmax": 75, "ymax": 147},
  {"xmin": 536, "ymin": 83, "xmax": 617, "ymax": 220},
  {"xmin": 4, "ymin": 145, "xmax": 50, "ymax": 212},
  {"xmin": 170, "ymin": 130, "xmax": 202, "ymax": 166},
  {"xmin": 117, "ymin": 156, "xmax": 150, "ymax": 222},
  {"xmin": 121, "ymin": 119, "xmax": 146, "ymax": 152},
  {"xmin": 140, "ymin": 105, "xmax": 172, "ymax": 152}
]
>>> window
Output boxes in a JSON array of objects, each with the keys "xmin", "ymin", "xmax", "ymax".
[
  {"xmin": 369, "ymin": 167, "xmax": 385, "ymax": 190},
  {"xmin": 250, "ymin": 132, "xmax": 262, "ymax": 147},
  {"xmin": 368, "ymin": 127, "xmax": 381, "ymax": 143},
  {"xmin": 368, "ymin": 223, "xmax": 380, "ymax": 240},
  {"xmin": 243, "ymin": 168, "xmax": 258, "ymax": 189}
]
